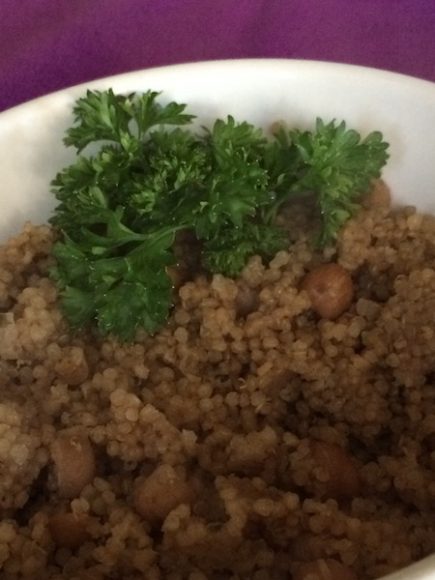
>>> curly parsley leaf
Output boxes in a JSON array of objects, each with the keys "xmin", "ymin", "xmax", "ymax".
[
  {"xmin": 282, "ymin": 119, "xmax": 389, "ymax": 244},
  {"xmin": 93, "ymin": 232, "xmax": 175, "ymax": 339},
  {"xmin": 52, "ymin": 225, "xmax": 176, "ymax": 340},
  {"xmin": 202, "ymin": 222, "xmax": 288, "ymax": 278},
  {"xmin": 194, "ymin": 117, "xmax": 271, "ymax": 238},
  {"xmin": 65, "ymin": 89, "xmax": 195, "ymax": 153},
  {"xmin": 50, "ymin": 89, "xmax": 389, "ymax": 340}
]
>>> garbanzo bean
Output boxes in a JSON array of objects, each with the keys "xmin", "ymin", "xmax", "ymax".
[
  {"xmin": 50, "ymin": 431, "xmax": 96, "ymax": 498},
  {"xmin": 48, "ymin": 512, "xmax": 88, "ymax": 549},
  {"xmin": 310, "ymin": 440, "xmax": 361, "ymax": 499},
  {"xmin": 133, "ymin": 464, "xmax": 193, "ymax": 523},
  {"xmin": 291, "ymin": 533, "xmax": 325, "ymax": 561},
  {"xmin": 166, "ymin": 265, "xmax": 188, "ymax": 290},
  {"xmin": 55, "ymin": 346, "xmax": 89, "ymax": 386},
  {"xmin": 235, "ymin": 285, "xmax": 259, "ymax": 318},
  {"xmin": 424, "ymin": 432, "xmax": 435, "ymax": 451},
  {"xmin": 293, "ymin": 558, "xmax": 358, "ymax": 580},
  {"xmin": 302, "ymin": 263, "xmax": 353, "ymax": 320},
  {"xmin": 362, "ymin": 179, "xmax": 391, "ymax": 209}
]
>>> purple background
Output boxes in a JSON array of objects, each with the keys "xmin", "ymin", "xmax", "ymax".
[{"xmin": 1, "ymin": 0, "xmax": 435, "ymax": 112}]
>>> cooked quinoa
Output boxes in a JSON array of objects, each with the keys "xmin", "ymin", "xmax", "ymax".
[{"xmin": 1, "ymin": 182, "xmax": 435, "ymax": 579}]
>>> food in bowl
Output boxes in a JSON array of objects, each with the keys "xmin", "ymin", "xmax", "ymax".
[{"xmin": 1, "ymin": 89, "xmax": 435, "ymax": 580}]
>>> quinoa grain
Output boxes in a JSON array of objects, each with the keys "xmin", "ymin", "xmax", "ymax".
[{"xmin": 1, "ymin": 202, "xmax": 435, "ymax": 578}]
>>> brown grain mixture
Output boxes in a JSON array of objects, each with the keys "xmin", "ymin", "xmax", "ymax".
[{"xmin": 1, "ymin": 181, "xmax": 435, "ymax": 580}]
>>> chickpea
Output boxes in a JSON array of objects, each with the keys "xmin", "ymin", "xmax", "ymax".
[
  {"xmin": 133, "ymin": 464, "xmax": 193, "ymax": 523},
  {"xmin": 78, "ymin": 573, "xmax": 104, "ymax": 580},
  {"xmin": 362, "ymin": 179, "xmax": 391, "ymax": 209},
  {"xmin": 235, "ymin": 285, "xmax": 259, "ymax": 318},
  {"xmin": 293, "ymin": 559, "xmax": 358, "ymax": 580},
  {"xmin": 166, "ymin": 265, "xmax": 188, "ymax": 290},
  {"xmin": 51, "ymin": 431, "xmax": 96, "ymax": 498},
  {"xmin": 267, "ymin": 369, "xmax": 295, "ymax": 395},
  {"xmin": 291, "ymin": 533, "xmax": 325, "ymax": 561},
  {"xmin": 48, "ymin": 512, "xmax": 88, "ymax": 549},
  {"xmin": 310, "ymin": 440, "xmax": 360, "ymax": 499},
  {"xmin": 302, "ymin": 264, "xmax": 353, "ymax": 320},
  {"xmin": 424, "ymin": 433, "xmax": 435, "ymax": 452},
  {"xmin": 55, "ymin": 346, "xmax": 89, "ymax": 386}
]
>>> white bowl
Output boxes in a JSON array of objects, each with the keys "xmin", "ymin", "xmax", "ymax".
[
  {"xmin": 1, "ymin": 59, "xmax": 435, "ymax": 579},
  {"xmin": 2, "ymin": 59, "xmax": 435, "ymax": 244}
]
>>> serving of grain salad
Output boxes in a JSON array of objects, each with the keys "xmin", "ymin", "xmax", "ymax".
[{"xmin": 1, "ymin": 178, "xmax": 435, "ymax": 580}]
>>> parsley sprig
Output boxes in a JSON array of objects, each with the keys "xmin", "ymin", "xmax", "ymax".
[{"xmin": 50, "ymin": 89, "xmax": 389, "ymax": 339}]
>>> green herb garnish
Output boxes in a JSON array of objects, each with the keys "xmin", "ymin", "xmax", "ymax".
[{"xmin": 50, "ymin": 89, "xmax": 389, "ymax": 339}]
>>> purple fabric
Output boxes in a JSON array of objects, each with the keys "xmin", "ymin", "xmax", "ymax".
[{"xmin": 1, "ymin": 0, "xmax": 435, "ymax": 112}]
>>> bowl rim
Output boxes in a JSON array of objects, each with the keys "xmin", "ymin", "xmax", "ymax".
[{"xmin": 2, "ymin": 58, "xmax": 435, "ymax": 117}]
